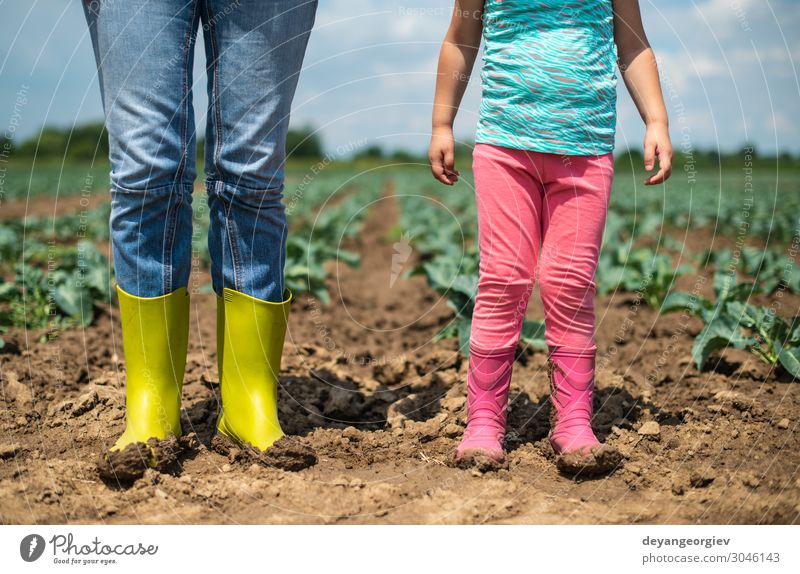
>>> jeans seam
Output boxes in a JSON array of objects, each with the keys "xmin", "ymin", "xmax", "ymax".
[
  {"xmin": 204, "ymin": 0, "xmax": 224, "ymax": 178},
  {"xmin": 207, "ymin": 180, "xmax": 243, "ymax": 292},
  {"xmin": 111, "ymin": 182, "xmax": 194, "ymax": 195},
  {"xmin": 162, "ymin": 191, "xmax": 184, "ymax": 294},
  {"xmin": 205, "ymin": 176, "xmax": 285, "ymax": 195},
  {"xmin": 278, "ymin": 222, "xmax": 287, "ymax": 295},
  {"xmin": 224, "ymin": 198, "xmax": 243, "ymax": 292},
  {"xmin": 177, "ymin": 0, "xmax": 200, "ymax": 183}
]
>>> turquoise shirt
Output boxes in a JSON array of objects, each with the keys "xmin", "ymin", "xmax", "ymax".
[{"xmin": 475, "ymin": 0, "xmax": 618, "ymax": 156}]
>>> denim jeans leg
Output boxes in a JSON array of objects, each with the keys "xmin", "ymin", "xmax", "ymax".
[
  {"xmin": 201, "ymin": 0, "xmax": 318, "ymax": 302},
  {"xmin": 82, "ymin": 0, "xmax": 200, "ymax": 297}
]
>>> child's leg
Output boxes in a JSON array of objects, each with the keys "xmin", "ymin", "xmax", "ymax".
[
  {"xmin": 457, "ymin": 143, "xmax": 543, "ymax": 462},
  {"xmin": 538, "ymin": 152, "xmax": 614, "ymax": 458},
  {"xmin": 539, "ymin": 153, "xmax": 613, "ymax": 352},
  {"xmin": 470, "ymin": 144, "xmax": 544, "ymax": 351}
]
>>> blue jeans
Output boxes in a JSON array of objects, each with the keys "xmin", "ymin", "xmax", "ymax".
[{"xmin": 82, "ymin": 0, "xmax": 318, "ymax": 301}]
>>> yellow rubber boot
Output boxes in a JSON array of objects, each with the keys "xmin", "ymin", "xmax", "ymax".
[
  {"xmin": 215, "ymin": 287, "xmax": 291, "ymax": 451},
  {"xmin": 110, "ymin": 285, "xmax": 189, "ymax": 462}
]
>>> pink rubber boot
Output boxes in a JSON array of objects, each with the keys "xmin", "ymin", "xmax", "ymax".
[
  {"xmin": 547, "ymin": 347, "xmax": 600, "ymax": 457},
  {"xmin": 455, "ymin": 346, "xmax": 515, "ymax": 463}
]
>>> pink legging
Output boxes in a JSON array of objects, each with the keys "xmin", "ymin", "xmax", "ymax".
[{"xmin": 470, "ymin": 142, "xmax": 614, "ymax": 354}]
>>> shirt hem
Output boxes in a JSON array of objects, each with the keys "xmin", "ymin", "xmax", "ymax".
[{"xmin": 474, "ymin": 133, "xmax": 615, "ymax": 157}]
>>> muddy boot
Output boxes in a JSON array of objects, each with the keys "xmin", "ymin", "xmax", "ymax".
[
  {"xmin": 547, "ymin": 348, "xmax": 622, "ymax": 477},
  {"xmin": 211, "ymin": 288, "xmax": 316, "ymax": 471},
  {"xmin": 454, "ymin": 345, "xmax": 515, "ymax": 469},
  {"xmin": 97, "ymin": 286, "xmax": 189, "ymax": 482}
]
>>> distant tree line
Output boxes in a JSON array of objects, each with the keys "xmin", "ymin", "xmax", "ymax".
[
  {"xmin": 616, "ymin": 145, "xmax": 800, "ymax": 170},
  {"xmin": 2, "ymin": 122, "xmax": 324, "ymax": 162},
  {"xmin": 2, "ymin": 122, "xmax": 110, "ymax": 161}
]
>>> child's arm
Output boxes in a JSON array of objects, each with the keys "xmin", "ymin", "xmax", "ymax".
[
  {"xmin": 429, "ymin": 0, "xmax": 485, "ymax": 185},
  {"xmin": 612, "ymin": 0, "xmax": 673, "ymax": 185}
]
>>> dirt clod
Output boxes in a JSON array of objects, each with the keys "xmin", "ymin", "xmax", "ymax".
[
  {"xmin": 72, "ymin": 390, "xmax": 99, "ymax": 417},
  {"xmin": 0, "ymin": 443, "xmax": 24, "ymax": 459},
  {"xmin": 637, "ymin": 421, "xmax": 661, "ymax": 440},
  {"xmin": 211, "ymin": 434, "xmax": 317, "ymax": 472},
  {"xmin": 96, "ymin": 436, "xmax": 182, "ymax": 484},
  {"xmin": 689, "ymin": 471, "xmax": 715, "ymax": 488},
  {"xmin": 555, "ymin": 444, "xmax": 624, "ymax": 478},
  {"xmin": 3, "ymin": 371, "xmax": 35, "ymax": 413},
  {"xmin": 452, "ymin": 450, "xmax": 507, "ymax": 473}
]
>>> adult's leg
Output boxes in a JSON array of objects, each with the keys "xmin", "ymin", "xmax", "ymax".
[
  {"xmin": 83, "ymin": 0, "xmax": 199, "ymax": 297},
  {"xmin": 202, "ymin": 0, "xmax": 318, "ymax": 302},
  {"xmin": 201, "ymin": 0, "xmax": 318, "ymax": 456},
  {"xmin": 83, "ymin": 0, "xmax": 197, "ymax": 477},
  {"xmin": 456, "ymin": 143, "xmax": 544, "ymax": 463}
]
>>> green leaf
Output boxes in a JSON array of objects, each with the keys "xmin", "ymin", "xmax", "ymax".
[
  {"xmin": 597, "ymin": 266, "xmax": 626, "ymax": 294},
  {"xmin": 420, "ymin": 261, "xmax": 453, "ymax": 292},
  {"xmin": 0, "ymin": 281, "xmax": 18, "ymax": 302},
  {"xmin": 787, "ymin": 271, "xmax": 800, "ymax": 294},
  {"xmin": 520, "ymin": 319, "xmax": 547, "ymax": 350},
  {"xmin": 337, "ymin": 250, "xmax": 360, "ymax": 268},
  {"xmin": 776, "ymin": 343, "xmax": 800, "ymax": 378},
  {"xmin": 312, "ymin": 286, "xmax": 330, "ymax": 306},
  {"xmin": 788, "ymin": 317, "xmax": 800, "ymax": 345},
  {"xmin": 53, "ymin": 283, "xmax": 94, "ymax": 326},
  {"xmin": 725, "ymin": 300, "xmax": 760, "ymax": 329},
  {"xmin": 726, "ymin": 281, "xmax": 758, "ymax": 303},
  {"xmin": 433, "ymin": 322, "xmax": 458, "ymax": 343},
  {"xmin": 457, "ymin": 319, "xmax": 472, "ymax": 355},
  {"xmin": 692, "ymin": 334, "xmax": 732, "ymax": 371},
  {"xmin": 691, "ymin": 315, "xmax": 749, "ymax": 370},
  {"xmin": 660, "ymin": 291, "xmax": 707, "ymax": 315},
  {"xmin": 713, "ymin": 270, "xmax": 737, "ymax": 300},
  {"xmin": 761, "ymin": 311, "xmax": 789, "ymax": 346},
  {"xmin": 75, "ymin": 241, "xmax": 111, "ymax": 296}
]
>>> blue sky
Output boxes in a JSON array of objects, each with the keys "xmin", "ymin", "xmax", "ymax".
[{"xmin": 1, "ymin": 0, "xmax": 798, "ymax": 156}]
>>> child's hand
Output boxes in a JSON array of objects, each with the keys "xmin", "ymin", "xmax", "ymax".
[
  {"xmin": 643, "ymin": 122, "xmax": 672, "ymax": 185},
  {"xmin": 428, "ymin": 127, "xmax": 460, "ymax": 185}
]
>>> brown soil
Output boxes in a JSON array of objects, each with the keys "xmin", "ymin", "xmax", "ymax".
[
  {"xmin": 0, "ymin": 190, "xmax": 109, "ymax": 221},
  {"xmin": 1, "ymin": 189, "xmax": 799, "ymax": 524}
]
